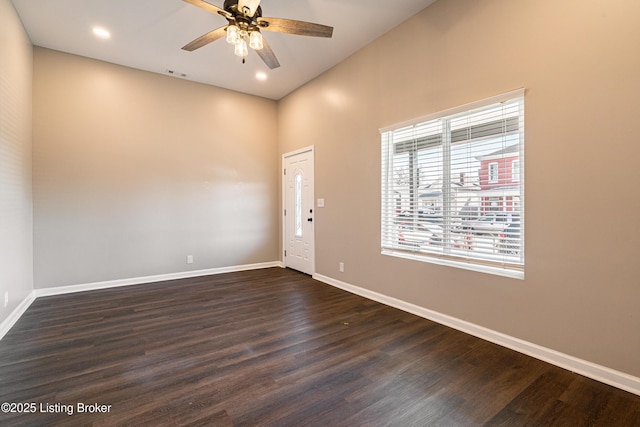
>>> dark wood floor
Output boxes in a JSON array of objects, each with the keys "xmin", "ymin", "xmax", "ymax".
[{"xmin": 1, "ymin": 268, "xmax": 639, "ymax": 426}]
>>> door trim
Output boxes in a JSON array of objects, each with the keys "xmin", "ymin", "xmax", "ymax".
[{"xmin": 282, "ymin": 145, "xmax": 315, "ymax": 275}]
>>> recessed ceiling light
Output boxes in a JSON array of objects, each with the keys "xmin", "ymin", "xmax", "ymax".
[
  {"xmin": 256, "ymin": 72, "xmax": 267, "ymax": 81},
  {"xmin": 92, "ymin": 27, "xmax": 111, "ymax": 39}
]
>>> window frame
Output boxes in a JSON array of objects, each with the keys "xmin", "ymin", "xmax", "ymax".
[{"xmin": 380, "ymin": 89, "xmax": 525, "ymax": 279}]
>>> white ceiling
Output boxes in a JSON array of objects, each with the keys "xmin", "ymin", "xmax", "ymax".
[{"xmin": 11, "ymin": 0, "xmax": 437, "ymax": 100}]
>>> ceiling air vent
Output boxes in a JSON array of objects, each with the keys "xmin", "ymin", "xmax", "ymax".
[{"xmin": 166, "ymin": 69, "xmax": 187, "ymax": 78}]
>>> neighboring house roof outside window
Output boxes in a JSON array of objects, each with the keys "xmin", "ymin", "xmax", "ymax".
[{"xmin": 475, "ymin": 144, "xmax": 520, "ymax": 161}]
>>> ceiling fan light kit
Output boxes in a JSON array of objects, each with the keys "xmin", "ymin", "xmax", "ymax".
[
  {"xmin": 226, "ymin": 24, "xmax": 263, "ymax": 60},
  {"xmin": 182, "ymin": 0, "xmax": 333, "ymax": 69}
]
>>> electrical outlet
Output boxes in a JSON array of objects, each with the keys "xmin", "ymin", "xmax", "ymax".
[
  {"xmin": 187, "ymin": 255, "xmax": 194, "ymax": 264},
  {"xmin": 339, "ymin": 262, "xmax": 344, "ymax": 273}
]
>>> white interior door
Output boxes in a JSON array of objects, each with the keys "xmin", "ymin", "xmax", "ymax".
[{"xmin": 284, "ymin": 148, "xmax": 314, "ymax": 275}]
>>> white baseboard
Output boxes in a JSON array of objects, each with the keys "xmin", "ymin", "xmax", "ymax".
[
  {"xmin": 313, "ymin": 273, "xmax": 640, "ymax": 397},
  {"xmin": 0, "ymin": 290, "xmax": 37, "ymax": 341},
  {"xmin": 35, "ymin": 261, "xmax": 283, "ymax": 297}
]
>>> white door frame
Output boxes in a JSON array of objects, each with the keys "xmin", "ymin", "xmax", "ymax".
[{"xmin": 282, "ymin": 146, "xmax": 315, "ymax": 275}]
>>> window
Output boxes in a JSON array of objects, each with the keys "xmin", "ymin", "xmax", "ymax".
[
  {"xmin": 295, "ymin": 173, "xmax": 303, "ymax": 237},
  {"xmin": 512, "ymin": 159, "xmax": 521, "ymax": 182},
  {"xmin": 488, "ymin": 162, "xmax": 499, "ymax": 183},
  {"xmin": 381, "ymin": 90, "xmax": 524, "ymax": 278},
  {"xmin": 487, "ymin": 197, "xmax": 501, "ymax": 212}
]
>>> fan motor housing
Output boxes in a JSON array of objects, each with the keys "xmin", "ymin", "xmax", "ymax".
[{"xmin": 223, "ymin": 0, "xmax": 262, "ymax": 18}]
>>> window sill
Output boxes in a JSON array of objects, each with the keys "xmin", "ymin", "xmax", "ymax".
[{"xmin": 382, "ymin": 249, "xmax": 524, "ymax": 280}]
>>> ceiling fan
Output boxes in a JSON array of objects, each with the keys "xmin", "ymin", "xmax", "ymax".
[{"xmin": 181, "ymin": 0, "xmax": 334, "ymax": 69}]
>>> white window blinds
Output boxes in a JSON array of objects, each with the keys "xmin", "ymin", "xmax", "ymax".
[{"xmin": 381, "ymin": 91, "xmax": 525, "ymax": 276}]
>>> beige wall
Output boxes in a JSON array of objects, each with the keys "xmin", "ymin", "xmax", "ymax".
[
  {"xmin": 0, "ymin": 0, "xmax": 33, "ymax": 325},
  {"xmin": 33, "ymin": 48, "xmax": 279, "ymax": 288},
  {"xmin": 278, "ymin": 0, "xmax": 640, "ymax": 377}
]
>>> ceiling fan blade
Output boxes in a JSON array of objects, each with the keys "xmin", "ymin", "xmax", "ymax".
[
  {"xmin": 257, "ymin": 17, "xmax": 333, "ymax": 38},
  {"xmin": 182, "ymin": 25, "xmax": 227, "ymax": 51},
  {"xmin": 238, "ymin": 0, "xmax": 261, "ymax": 17},
  {"xmin": 182, "ymin": 0, "xmax": 231, "ymax": 19},
  {"xmin": 256, "ymin": 37, "xmax": 280, "ymax": 69}
]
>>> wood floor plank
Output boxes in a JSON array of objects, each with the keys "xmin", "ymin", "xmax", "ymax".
[{"xmin": 0, "ymin": 267, "xmax": 639, "ymax": 426}]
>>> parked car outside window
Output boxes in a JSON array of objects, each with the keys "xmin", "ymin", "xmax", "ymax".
[
  {"xmin": 466, "ymin": 212, "xmax": 520, "ymax": 235},
  {"xmin": 498, "ymin": 222, "xmax": 522, "ymax": 254}
]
